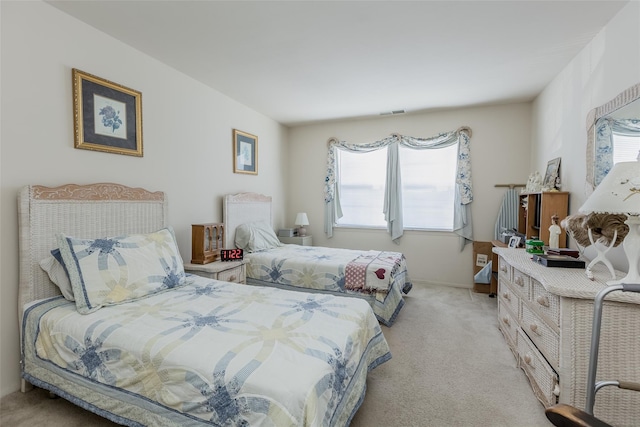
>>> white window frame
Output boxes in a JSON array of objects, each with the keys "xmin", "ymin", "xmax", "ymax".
[{"xmin": 335, "ymin": 144, "xmax": 458, "ymax": 231}]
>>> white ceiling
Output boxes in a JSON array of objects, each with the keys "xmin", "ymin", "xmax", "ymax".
[{"xmin": 47, "ymin": 0, "xmax": 629, "ymax": 127}]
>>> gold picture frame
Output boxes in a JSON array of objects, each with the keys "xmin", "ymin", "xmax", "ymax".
[
  {"xmin": 233, "ymin": 129, "xmax": 258, "ymax": 175},
  {"xmin": 72, "ymin": 69, "xmax": 143, "ymax": 157}
]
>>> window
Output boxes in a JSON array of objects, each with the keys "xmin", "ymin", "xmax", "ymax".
[
  {"xmin": 336, "ymin": 144, "xmax": 458, "ymax": 230},
  {"xmin": 337, "ymin": 149, "xmax": 387, "ymax": 227},
  {"xmin": 612, "ymin": 133, "xmax": 640, "ymax": 164}
]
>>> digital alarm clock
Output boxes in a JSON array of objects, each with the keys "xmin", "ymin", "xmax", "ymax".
[{"xmin": 220, "ymin": 248, "xmax": 244, "ymax": 261}]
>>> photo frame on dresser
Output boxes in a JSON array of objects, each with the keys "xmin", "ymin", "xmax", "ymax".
[
  {"xmin": 233, "ymin": 129, "xmax": 258, "ymax": 175},
  {"xmin": 543, "ymin": 157, "xmax": 561, "ymax": 190},
  {"xmin": 72, "ymin": 69, "xmax": 143, "ymax": 157}
]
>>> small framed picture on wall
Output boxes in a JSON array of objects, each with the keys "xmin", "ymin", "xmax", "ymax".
[{"xmin": 233, "ymin": 129, "xmax": 258, "ymax": 175}]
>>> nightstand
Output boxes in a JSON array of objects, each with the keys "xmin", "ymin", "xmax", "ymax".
[
  {"xmin": 183, "ymin": 260, "xmax": 247, "ymax": 284},
  {"xmin": 278, "ymin": 235, "xmax": 313, "ymax": 246}
]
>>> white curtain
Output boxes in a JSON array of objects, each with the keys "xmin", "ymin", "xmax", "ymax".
[
  {"xmin": 323, "ymin": 127, "xmax": 473, "ymax": 249},
  {"xmin": 384, "ymin": 142, "xmax": 402, "ymax": 240}
]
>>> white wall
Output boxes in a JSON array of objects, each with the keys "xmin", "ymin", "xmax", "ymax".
[
  {"xmin": 532, "ymin": 1, "xmax": 640, "ymax": 270},
  {"xmin": 288, "ymin": 103, "xmax": 532, "ymax": 287},
  {"xmin": 0, "ymin": 1, "xmax": 288, "ymax": 397}
]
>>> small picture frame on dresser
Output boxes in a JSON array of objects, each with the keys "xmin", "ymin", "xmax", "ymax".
[
  {"xmin": 508, "ymin": 236, "xmax": 521, "ymax": 248},
  {"xmin": 542, "ymin": 157, "xmax": 561, "ymax": 190}
]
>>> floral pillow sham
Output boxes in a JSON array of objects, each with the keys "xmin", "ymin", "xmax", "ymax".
[{"xmin": 56, "ymin": 227, "xmax": 187, "ymax": 314}]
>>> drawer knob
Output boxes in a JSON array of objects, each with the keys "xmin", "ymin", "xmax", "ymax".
[
  {"xmin": 515, "ymin": 276, "xmax": 524, "ymax": 286},
  {"xmin": 529, "ymin": 323, "xmax": 541, "ymax": 336},
  {"xmin": 229, "ymin": 275, "xmax": 237, "ymax": 282},
  {"xmin": 502, "ymin": 292, "xmax": 510, "ymax": 301},
  {"xmin": 536, "ymin": 295, "xmax": 549, "ymax": 307},
  {"xmin": 502, "ymin": 317, "xmax": 510, "ymax": 326},
  {"xmin": 524, "ymin": 354, "xmax": 533, "ymax": 366},
  {"xmin": 500, "ymin": 265, "xmax": 507, "ymax": 272}
]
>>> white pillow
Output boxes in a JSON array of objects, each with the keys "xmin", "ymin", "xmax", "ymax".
[
  {"xmin": 56, "ymin": 226, "xmax": 187, "ymax": 314},
  {"xmin": 235, "ymin": 221, "xmax": 283, "ymax": 253},
  {"xmin": 39, "ymin": 250, "xmax": 75, "ymax": 301}
]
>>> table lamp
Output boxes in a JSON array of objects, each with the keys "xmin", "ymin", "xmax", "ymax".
[
  {"xmin": 295, "ymin": 212, "xmax": 309, "ymax": 237},
  {"xmin": 579, "ymin": 161, "xmax": 640, "ymax": 284}
]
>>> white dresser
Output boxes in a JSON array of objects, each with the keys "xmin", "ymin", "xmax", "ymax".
[{"xmin": 494, "ymin": 248, "xmax": 640, "ymax": 426}]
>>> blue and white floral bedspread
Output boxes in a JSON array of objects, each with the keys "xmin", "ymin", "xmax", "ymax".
[
  {"xmin": 245, "ymin": 245, "xmax": 412, "ymax": 326},
  {"xmin": 23, "ymin": 276, "xmax": 391, "ymax": 427}
]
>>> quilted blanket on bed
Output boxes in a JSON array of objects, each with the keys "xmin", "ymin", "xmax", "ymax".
[
  {"xmin": 344, "ymin": 251, "xmax": 404, "ymax": 293},
  {"xmin": 23, "ymin": 276, "xmax": 391, "ymax": 427},
  {"xmin": 246, "ymin": 245, "xmax": 410, "ymax": 295}
]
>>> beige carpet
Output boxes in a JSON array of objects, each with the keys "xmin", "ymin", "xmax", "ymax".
[{"xmin": 0, "ymin": 284, "xmax": 553, "ymax": 427}]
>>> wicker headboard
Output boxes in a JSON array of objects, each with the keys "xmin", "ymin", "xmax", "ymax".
[
  {"xmin": 18, "ymin": 183, "xmax": 167, "ymax": 323},
  {"xmin": 223, "ymin": 192, "xmax": 272, "ymax": 249}
]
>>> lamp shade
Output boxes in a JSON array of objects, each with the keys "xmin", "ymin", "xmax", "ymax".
[
  {"xmin": 295, "ymin": 212, "xmax": 309, "ymax": 226},
  {"xmin": 579, "ymin": 161, "xmax": 640, "ymax": 215},
  {"xmin": 579, "ymin": 160, "xmax": 640, "ymax": 285}
]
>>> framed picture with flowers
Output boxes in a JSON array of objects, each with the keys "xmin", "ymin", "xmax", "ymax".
[{"xmin": 72, "ymin": 69, "xmax": 143, "ymax": 157}]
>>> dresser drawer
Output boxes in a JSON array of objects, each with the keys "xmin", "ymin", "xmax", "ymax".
[
  {"xmin": 187, "ymin": 270, "xmax": 217, "ymax": 280},
  {"xmin": 511, "ymin": 268, "xmax": 531, "ymax": 300},
  {"xmin": 497, "ymin": 256, "xmax": 511, "ymax": 282},
  {"xmin": 498, "ymin": 280, "xmax": 519, "ymax": 318},
  {"xmin": 531, "ymin": 278, "xmax": 560, "ymax": 330},
  {"xmin": 498, "ymin": 300, "xmax": 518, "ymax": 347},
  {"xmin": 517, "ymin": 329, "xmax": 559, "ymax": 407},
  {"xmin": 217, "ymin": 265, "xmax": 245, "ymax": 284},
  {"xmin": 521, "ymin": 303, "xmax": 559, "ymax": 369}
]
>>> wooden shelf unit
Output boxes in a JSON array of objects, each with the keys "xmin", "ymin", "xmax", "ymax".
[{"xmin": 518, "ymin": 192, "xmax": 569, "ymax": 248}]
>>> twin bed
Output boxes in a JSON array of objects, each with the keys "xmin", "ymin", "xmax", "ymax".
[
  {"xmin": 19, "ymin": 183, "xmax": 393, "ymax": 427},
  {"xmin": 223, "ymin": 192, "xmax": 412, "ymax": 326}
]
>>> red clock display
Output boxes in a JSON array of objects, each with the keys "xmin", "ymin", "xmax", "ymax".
[{"xmin": 220, "ymin": 248, "xmax": 244, "ymax": 261}]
